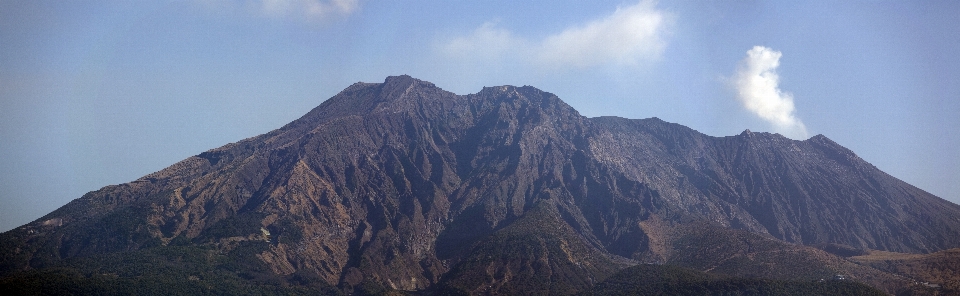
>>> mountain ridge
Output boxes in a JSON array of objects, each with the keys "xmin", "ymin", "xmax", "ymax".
[{"xmin": 3, "ymin": 75, "xmax": 959, "ymax": 294}]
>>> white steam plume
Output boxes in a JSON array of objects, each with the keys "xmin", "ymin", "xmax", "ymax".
[{"xmin": 734, "ymin": 46, "xmax": 808, "ymax": 139}]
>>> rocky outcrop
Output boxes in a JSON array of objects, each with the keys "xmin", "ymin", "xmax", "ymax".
[{"xmin": 2, "ymin": 75, "xmax": 959, "ymax": 294}]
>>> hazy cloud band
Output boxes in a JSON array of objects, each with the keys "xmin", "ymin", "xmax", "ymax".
[{"xmin": 194, "ymin": 0, "xmax": 358, "ymax": 21}]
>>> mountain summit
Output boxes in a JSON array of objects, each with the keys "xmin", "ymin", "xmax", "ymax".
[{"xmin": 3, "ymin": 75, "xmax": 959, "ymax": 294}]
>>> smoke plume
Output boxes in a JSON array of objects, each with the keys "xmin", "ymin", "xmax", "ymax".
[{"xmin": 734, "ymin": 46, "xmax": 808, "ymax": 139}]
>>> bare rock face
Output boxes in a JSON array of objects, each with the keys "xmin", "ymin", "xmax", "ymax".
[
  {"xmin": 2, "ymin": 75, "xmax": 960, "ymax": 294},
  {"xmin": 587, "ymin": 116, "xmax": 960, "ymax": 253}
]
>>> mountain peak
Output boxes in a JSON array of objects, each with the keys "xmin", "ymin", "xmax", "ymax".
[
  {"xmin": 3, "ymin": 76, "xmax": 959, "ymax": 295},
  {"xmin": 381, "ymin": 74, "xmax": 438, "ymax": 95},
  {"xmin": 384, "ymin": 74, "xmax": 415, "ymax": 82}
]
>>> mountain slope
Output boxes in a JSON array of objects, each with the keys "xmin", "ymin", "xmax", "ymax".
[
  {"xmin": 3, "ymin": 75, "xmax": 960, "ymax": 294},
  {"xmin": 433, "ymin": 201, "xmax": 624, "ymax": 295},
  {"xmin": 588, "ymin": 116, "xmax": 960, "ymax": 253}
]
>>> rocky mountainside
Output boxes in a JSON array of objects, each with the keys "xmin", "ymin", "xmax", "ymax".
[{"xmin": 3, "ymin": 75, "xmax": 960, "ymax": 294}]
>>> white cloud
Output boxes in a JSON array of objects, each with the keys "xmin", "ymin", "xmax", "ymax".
[
  {"xmin": 259, "ymin": 0, "xmax": 358, "ymax": 20},
  {"xmin": 443, "ymin": 22, "xmax": 527, "ymax": 63},
  {"xmin": 439, "ymin": 0, "xmax": 668, "ymax": 70},
  {"xmin": 538, "ymin": 0, "xmax": 666, "ymax": 68},
  {"xmin": 733, "ymin": 46, "xmax": 809, "ymax": 139}
]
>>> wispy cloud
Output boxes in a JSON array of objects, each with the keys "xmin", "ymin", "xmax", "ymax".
[
  {"xmin": 259, "ymin": 0, "xmax": 357, "ymax": 20},
  {"xmin": 733, "ymin": 46, "xmax": 808, "ymax": 139},
  {"xmin": 194, "ymin": 0, "xmax": 358, "ymax": 22},
  {"xmin": 443, "ymin": 22, "xmax": 526, "ymax": 64},
  {"xmin": 538, "ymin": 0, "xmax": 666, "ymax": 68},
  {"xmin": 439, "ymin": 0, "xmax": 668, "ymax": 70}
]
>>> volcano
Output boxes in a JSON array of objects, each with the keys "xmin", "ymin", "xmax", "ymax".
[{"xmin": 3, "ymin": 75, "xmax": 958, "ymax": 295}]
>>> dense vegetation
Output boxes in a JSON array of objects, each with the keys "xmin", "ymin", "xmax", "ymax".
[
  {"xmin": 581, "ymin": 264, "xmax": 886, "ymax": 296},
  {"xmin": 0, "ymin": 243, "xmax": 342, "ymax": 295},
  {"xmin": 850, "ymin": 249, "xmax": 960, "ymax": 295}
]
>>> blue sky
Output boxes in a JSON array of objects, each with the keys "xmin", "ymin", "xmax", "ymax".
[{"xmin": 1, "ymin": 0, "xmax": 958, "ymax": 232}]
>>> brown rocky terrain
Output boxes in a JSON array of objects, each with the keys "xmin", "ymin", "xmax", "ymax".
[
  {"xmin": 850, "ymin": 248, "xmax": 960, "ymax": 295},
  {"xmin": 2, "ymin": 75, "xmax": 960, "ymax": 294}
]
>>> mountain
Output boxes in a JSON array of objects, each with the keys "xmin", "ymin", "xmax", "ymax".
[{"xmin": 3, "ymin": 75, "xmax": 960, "ymax": 295}]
